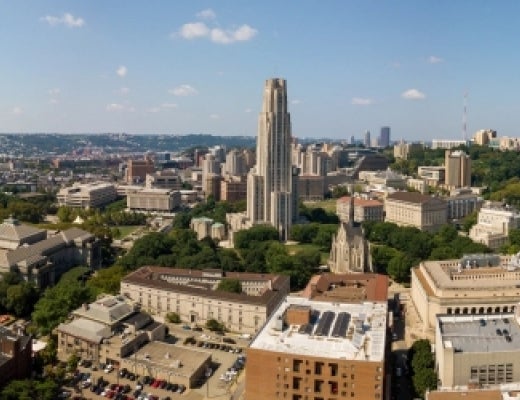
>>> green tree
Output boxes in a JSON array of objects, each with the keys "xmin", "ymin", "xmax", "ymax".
[
  {"xmin": 217, "ymin": 278, "xmax": 242, "ymax": 294},
  {"xmin": 67, "ymin": 352, "xmax": 80, "ymax": 371},
  {"xmin": 206, "ymin": 319, "xmax": 225, "ymax": 332},
  {"xmin": 166, "ymin": 312, "xmax": 181, "ymax": 323},
  {"xmin": 5, "ymin": 282, "xmax": 39, "ymax": 317},
  {"xmin": 387, "ymin": 253, "xmax": 416, "ymax": 283},
  {"xmin": 234, "ymin": 225, "xmax": 279, "ymax": 249}
]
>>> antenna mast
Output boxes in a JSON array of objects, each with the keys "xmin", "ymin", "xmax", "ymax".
[{"xmin": 462, "ymin": 92, "xmax": 468, "ymax": 141}]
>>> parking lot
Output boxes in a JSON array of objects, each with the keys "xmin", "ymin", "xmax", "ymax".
[{"xmin": 61, "ymin": 327, "xmax": 248, "ymax": 400}]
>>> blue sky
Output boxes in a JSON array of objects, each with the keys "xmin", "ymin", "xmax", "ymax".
[{"xmin": 1, "ymin": 1, "xmax": 519, "ymax": 141}]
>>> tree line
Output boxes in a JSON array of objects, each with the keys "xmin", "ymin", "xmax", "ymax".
[{"xmin": 364, "ymin": 222, "xmax": 489, "ymax": 282}]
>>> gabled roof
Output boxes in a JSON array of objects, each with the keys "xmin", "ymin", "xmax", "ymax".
[{"xmin": 0, "ymin": 217, "xmax": 45, "ymax": 241}]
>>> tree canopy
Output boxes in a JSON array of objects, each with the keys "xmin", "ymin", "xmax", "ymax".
[{"xmin": 217, "ymin": 278, "xmax": 242, "ymax": 294}]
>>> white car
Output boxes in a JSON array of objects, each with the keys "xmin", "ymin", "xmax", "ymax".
[{"xmin": 104, "ymin": 364, "xmax": 113, "ymax": 373}]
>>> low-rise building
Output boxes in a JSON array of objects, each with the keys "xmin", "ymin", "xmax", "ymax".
[
  {"xmin": 145, "ymin": 169, "xmax": 182, "ymax": 190},
  {"xmin": 57, "ymin": 182, "xmax": 117, "ymax": 209},
  {"xmin": 418, "ymin": 166, "xmax": 446, "ymax": 187},
  {"xmin": 411, "ymin": 254, "xmax": 520, "ymax": 332},
  {"xmin": 0, "ymin": 326, "xmax": 32, "ymax": 387},
  {"xmin": 385, "ymin": 192, "xmax": 448, "ymax": 232},
  {"xmin": 436, "ymin": 311, "xmax": 520, "ymax": 388},
  {"xmin": 336, "ymin": 195, "xmax": 384, "ymax": 224},
  {"xmin": 56, "ymin": 295, "xmax": 166, "ymax": 366},
  {"xmin": 446, "ymin": 190, "xmax": 481, "ymax": 220},
  {"xmin": 122, "ymin": 341, "xmax": 212, "ymax": 389},
  {"xmin": 0, "ymin": 216, "xmax": 46, "ymax": 250},
  {"xmin": 470, "ymin": 202, "xmax": 520, "ymax": 250},
  {"xmin": 358, "ymin": 169, "xmax": 407, "ymax": 190},
  {"xmin": 127, "ymin": 188, "xmax": 181, "ymax": 213},
  {"xmin": 120, "ymin": 267, "xmax": 290, "ymax": 334},
  {"xmin": 0, "ymin": 227, "xmax": 101, "ymax": 288}
]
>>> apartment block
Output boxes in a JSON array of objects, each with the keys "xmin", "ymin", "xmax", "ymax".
[{"xmin": 246, "ymin": 296, "xmax": 387, "ymax": 400}]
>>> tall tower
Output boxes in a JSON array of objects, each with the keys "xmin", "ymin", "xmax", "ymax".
[
  {"xmin": 247, "ymin": 79, "xmax": 296, "ymax": 240},
  {"xmin": 380, "ymin": 126, "xmax": 391, "ymax": 147},
  {"xmin": 364, "ymin": 130, "xmax": 371, "ymax": 147}
]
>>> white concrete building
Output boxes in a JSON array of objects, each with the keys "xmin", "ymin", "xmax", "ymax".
[
  {"xmin": 470, "ymin": 202, "xmax": 520, "ymax": 250},
  {"xmin": 126, "ymin": 188, "xmax": 181, "ymax": 213},
  {"xmin": 57, "ymin": 182, "xmax": 117, "ymax": 209}
]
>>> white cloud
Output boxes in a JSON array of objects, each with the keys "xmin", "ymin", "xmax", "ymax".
[
  {"xmin": 48, "ymin": 88, "xmax": 61, "ymax": 96},
  {"xmin": 49, "ymin": 98, "xmax": 58, "ymax": 104},
  {"xmin": 210, "ymin": 25, "xmax": 257, "ymax": 44},
  {"xmin": 209, "ymin": 113, "xmax": 220, "ymax": 119},
  {"xmin": 178, "ymin": 22, "xmax": 210, "ymax": 39},
  {"xmin": 106, "ymin": 103, "xmax": 124, "ymax": 111},
  {"xmin": 161, "ymin": 103, "xmax": 178, "ymax": 109},
  {"xmin": 174, "ymin": 20, "xmax": 257, "ymax": 44},
  {"xmin": 119, "ymin": 87, "xmax": 130, "ymax": 95},
  {"xmin": 401, "ymin": 89, "xmax": 426, "ymax": 100},
  {"xmin": 41, "ymin": 13, "xmax": 85, "ymax": 28},
  {"xmin": 11, "ymin": 107, "xmax": 23, "ymax": 115},
  {"xmin": 169, "ymin": 84, "xmax": 198, "ymax": 96},
  {"xmin": 390, "ymin": 61, "xmax": 401, "ymax": 68},
  {"xmin": 291, "ymin": 99, "xmax": 302, "ymax": 105},
  {"xmin": 116, "ymin": 66, "xmax": 127, "ymax": 78},
  {"xmin": 147, "ymin": 107, "xmax": 161, "ymax": 113},
  {"xmin": 428, "ymin": 55, "xmax": 444, "ymax": 64},
  {"xmin": 244, "ymin": 108, "xmax": 252, "ymax": 113},
  {"xmin": 196, "ymin": 9, "xmax": 216, "ymax": 20},
  {"xmin": 351, "ymin": 97, "xmax": 374, "ymax": 106}
]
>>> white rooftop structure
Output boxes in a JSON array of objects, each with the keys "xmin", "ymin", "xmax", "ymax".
[
  {"xmin": 73, "ymin": 295, "xmax": 135, "ymax": 326},
  {"xmin": 250, "ymin": 296, "xmax": 387, "ymax": 362}
]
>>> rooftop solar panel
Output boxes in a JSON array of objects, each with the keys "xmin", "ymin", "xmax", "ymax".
[
  {"xmin": 332, "ymin": 312, "xmax": 350, "ymax": 337},
  {"xmin": 315, "ymin": 311, "xmax": 335, "ymax": 336}
]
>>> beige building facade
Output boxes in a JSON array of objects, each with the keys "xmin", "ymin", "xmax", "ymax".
[
  {"xmin": 57, "ymin": 182, "xmax": 117, "ymax": 209},
  {"xmin": 436, "ymin": 312, "xmax": 520, "ymax": 389},
  {"xmin": 411, "ymin": 254, "xmax": 520, "ymax": 332},
  {"xmin": 127, "ymin": 188, "xmax": 181, "ymax": 213},
  {"xmin": 470, "ymin": 202, "xmax": 520, "ymax": 250},
  {"xmin": 336, "ymin": 195, "xmax": 384, "ymax": 224},
  {"xmin": 445, "ymin": 150, "xmax": 471, "ymax": 189},
  {"xmin": 121, "ymin": 267, "xmax": 290, "ymax": 334},
  {"xmin": 385, "ymin": 192, "xmax": 448, "ymax": 232}
]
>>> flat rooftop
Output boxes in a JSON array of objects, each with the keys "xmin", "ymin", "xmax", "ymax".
[
  {"xmin": 250, "ymin": 296, "xmax": 387, "ymax": 362},
  {"xmin": 133, "ymin": 341, "xmax": 210, "ymax": 379},
  {"xmin": 438, "ymin": 314, "xmax": 520, "ymax": 353},
  {"xmin": 427, "ymin": 390, "xmax": 502, "ymax": 400},
  {"xmin": 416, "ymin": 255, "xmax": 520, "ymax": 293}
]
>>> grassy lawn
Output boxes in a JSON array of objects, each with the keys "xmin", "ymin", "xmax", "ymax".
[
  {"xmin": 285, "ymin": 243, "xmax": 329, "ymax": 265},
  {"xmin": 113, "ymin": 225, "xmax": 141, "ymax": 239},
  {"xmin": 303, "ymin": 199, "xmax": 337, "ymax": 213}
]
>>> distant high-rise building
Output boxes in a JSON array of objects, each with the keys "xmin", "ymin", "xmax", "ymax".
[
  {"xmin": 380, "ymin": 126, "xmax": 391, "ymax": 147},
  {"xmin": 246, "ymin": 78, "xmax": 297, "ymax": 240},
  {"xmin": 350, "ymin": 135, "xmax": 355, "ymax": 145},
  {"xmin": 364, "ymin": 130, "xmax": 371, "ymax": 147},
  {"xmin": 444, "ymin": 150, "xmax": 471, "ymax": 189}
]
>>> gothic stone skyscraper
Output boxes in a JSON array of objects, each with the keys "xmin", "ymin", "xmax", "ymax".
[{"xmin": 246, "ymin": 79, "xmax": 298, "ymax": 240}]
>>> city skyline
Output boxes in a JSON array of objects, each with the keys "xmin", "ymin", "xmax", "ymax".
[{"xmin": 2, "ymin": 1, "xmax": 520, "ymax": 140}]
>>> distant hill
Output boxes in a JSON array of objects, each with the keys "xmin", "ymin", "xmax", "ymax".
[{"xmin": 0, "ymin": 133, "xmax": 256, "ymax": 156}]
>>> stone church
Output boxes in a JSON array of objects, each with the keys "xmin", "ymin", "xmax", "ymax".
[{"xmin": 328, "ymin": 197, "xmax": 372, "ymax": 273}]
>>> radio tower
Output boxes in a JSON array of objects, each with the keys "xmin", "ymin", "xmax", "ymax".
[{"xmin": 462, "ymin": 92, "xmax": 468, "ymax": 141}]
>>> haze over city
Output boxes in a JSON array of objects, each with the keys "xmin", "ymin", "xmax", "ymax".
[{"xmin": 2, "ymin": 1, "xmax": 519, "ymax": 140}]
